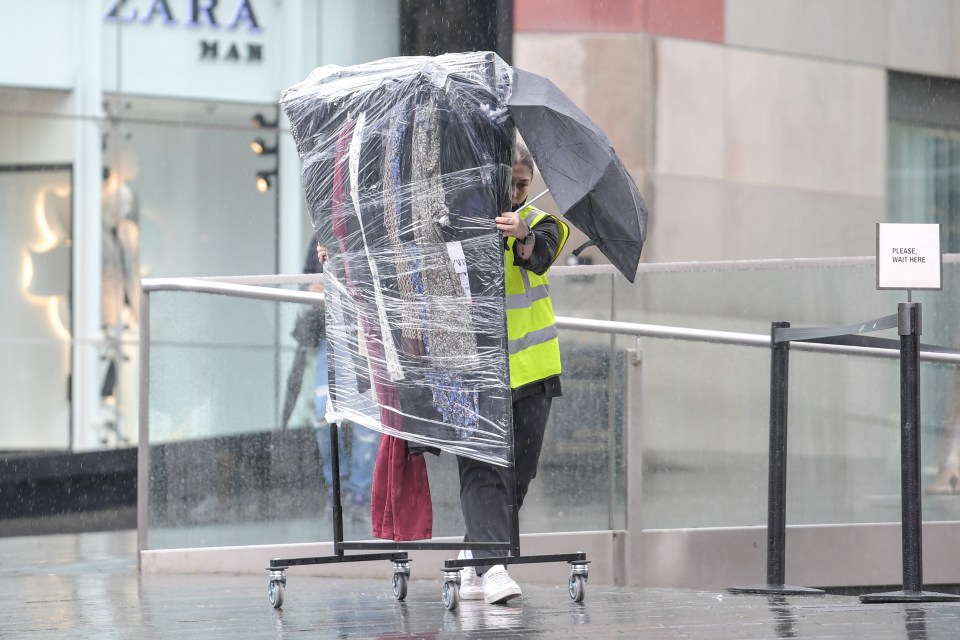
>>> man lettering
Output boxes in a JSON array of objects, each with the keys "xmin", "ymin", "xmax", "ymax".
[{"xmin": 200, "ymin": 40, "xmax": 219, "ymax": 59}]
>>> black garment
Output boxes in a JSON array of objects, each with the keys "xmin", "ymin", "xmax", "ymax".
[
  {"xmin": 293, "ymin": 242, "xmax": 326, "ymax": 349},
  {"xmin": 511, "ymin": 215, "xmax": 560, "ymax": 276},
  {"xmin": 303, "ymin": 240, "xmax": 323, "ymax": 275},
  {"xmin": 456, "ymin": 391, "xmax": 553, "ymax": 572}
]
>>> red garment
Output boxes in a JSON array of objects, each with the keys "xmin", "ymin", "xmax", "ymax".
[
  {"xmin": 361, "ymin": 306, "xmax": 433, "ymax": 541},
  {"xmin": 331, "ymin": 115, "xmax": 433, "ymax": 541},
  {"xmin": 371, "ymin": 435, "xmax": 432, "ymax": 541}
]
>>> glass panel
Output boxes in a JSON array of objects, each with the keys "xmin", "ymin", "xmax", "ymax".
[
  {"xmin": 115, "ymin": 98, "xmax": 279, "ymax": 277},
  {"xmin": 146, "ymin": 275, "xmax": 626, "ymax": 549},
  {"xmin": 145, "ymin": 257, "xmax": 960, "ymax": 550},
  {"xmin": 96, "ymin": 97, "xmax": 282, "ymax": 446},
  {"xmin": 0, "ymin": 165, "xmax": 72, "ymax": 451},
  {"xmin": 148, "ymin": 290, "xmax": 291, "ymax": 548},
  {"xmin": 889, "ymin": 122, "xmax": 960, "ymax": 251},
  {"xmin": 599, "ymin": 258, "xmax": 960, "ymax": 528}
]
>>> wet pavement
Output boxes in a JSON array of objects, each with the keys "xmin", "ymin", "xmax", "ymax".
[{"xmin": 3, "ymin": 530, "xmax": 960, "ymax": 638}]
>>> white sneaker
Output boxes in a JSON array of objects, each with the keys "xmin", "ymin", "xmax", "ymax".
[
  {"xmin": 481, "ymin": 565, "xmax": 521, "ymax": 604},
  {"xmin": 457, "ymin": 551, "xmax": 484, "ymax": 600}
]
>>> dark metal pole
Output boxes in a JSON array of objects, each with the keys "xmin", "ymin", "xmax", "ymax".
[
  {"xmin": 729, "ymin": 323, "xmax": 821, "ymax": 595},
  {"xmin": 861, "ymin": 302, "xmax": 959, "ymax": 603},
  {"xmin": 899, "ymin": 302, "xmax": 923, "ymax": 592},
  {"xmin": 766, "ymin": 321, "xmax": 790, "ymax": 587},
  {"xmin": 330, "ymin": 422, "xmax": 344, "ymax": 555}
]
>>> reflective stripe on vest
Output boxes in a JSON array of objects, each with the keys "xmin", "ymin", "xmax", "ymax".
[{"xmin": 504, "ymin": 207, "xmax": 570, "ymax": 389}]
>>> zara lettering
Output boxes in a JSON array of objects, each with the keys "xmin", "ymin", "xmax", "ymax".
[{"xmin": 104, "ymin": 0, "xmax": 261, "ymax": 32}]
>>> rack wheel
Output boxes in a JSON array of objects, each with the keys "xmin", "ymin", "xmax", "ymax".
[
  {"xmin": 568, "ymin": 574, "xmax": 586, "ymax": 603},
  {"xmin": 392, "ymin": 571, "xmax": 408, "ymax": 601},
  {"xmin": 269, "ymin": 579, "xmax": 285, "ymax": 609},
  {"xmin": 442, "ymin": 580, "xmax": 459, "ymax": 611}
]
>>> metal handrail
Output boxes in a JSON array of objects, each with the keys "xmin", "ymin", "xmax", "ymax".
[
  {"xmin": 141, "ymin": 277, "xmax": 325, "ymax": 305},
  {"xmin": 555, "ymin": 317, "xmax": 960, "ymax": 364},
  {"xmin": 141, "ymin": 276, "xmax": 960, "ymax": 364}
]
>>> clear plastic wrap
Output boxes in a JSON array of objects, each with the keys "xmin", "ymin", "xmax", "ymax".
[{"xmin": 281, "ymin": 52, "xmax": 517, "ymax": 466}]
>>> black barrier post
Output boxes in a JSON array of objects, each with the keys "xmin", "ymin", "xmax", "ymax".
[
  {"xmin": 767, "ymin": 321, "xmax": 790, "ymax": 588},
  {"xmin": 729, "ymin": 322, "xmax": 823, "ymax": 596},
  {"xmin": 861, "ymin": 303, "xmax": 960, "ymax": 603}
]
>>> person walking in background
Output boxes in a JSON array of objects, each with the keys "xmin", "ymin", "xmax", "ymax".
[
  {"xmin": 306, "ymin": 243, "xmax": 381, "ymax": 516},
  {"xmin": 456, "ymin": 140, "xmax": 570, "ymax": 605}
]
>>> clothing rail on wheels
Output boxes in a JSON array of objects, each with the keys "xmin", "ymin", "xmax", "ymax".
[{"xmin": 138, "ymin": 276, "xmax": 588, "ymax": 613}]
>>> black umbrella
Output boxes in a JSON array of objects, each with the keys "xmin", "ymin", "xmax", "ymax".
[
  {"xmin": 507, "ymin": 68, "xmax": 648, "ymax": 283},
  {"xmin": 280, "ymin": 345, "xmax": 309, "ymax": 430},
  {"xmin": 280, "ymin": 306, "xmax": 326, "ymax": 430}
]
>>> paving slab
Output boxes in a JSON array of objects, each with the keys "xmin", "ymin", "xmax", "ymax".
[{"xmin": 2, "ymin": 530, "xmax": 960, "ymax": 638}]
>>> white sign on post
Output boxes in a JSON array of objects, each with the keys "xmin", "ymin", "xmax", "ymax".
[{"xmin": 876, "ymin": 223, "xmax": 942, "ymax": 290}]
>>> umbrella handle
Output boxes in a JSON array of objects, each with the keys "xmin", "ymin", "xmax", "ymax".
[{"xmin": 525, "ymin": 188, "xmax": 550, "ymax": 208}]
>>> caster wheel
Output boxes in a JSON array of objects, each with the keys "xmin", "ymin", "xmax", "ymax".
[
  {"xmin": 442, "ymin": 580, "xmax": 459, "ymax": 611},
  {"xmin": 569, "ymin": 574, "xmax": 586, "ymax": 603},
  {"xmin": 393, "ymin": 572, "xmax": 408, "ymax": 601},
  {"xmin": 269, "ymin": 579, "xmax": 285, "ymax": 609}
]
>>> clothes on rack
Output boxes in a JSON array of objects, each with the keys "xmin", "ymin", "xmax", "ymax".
[{"xmin": 281, "ymin": 53, "xmax": 519, "ymax": 541}]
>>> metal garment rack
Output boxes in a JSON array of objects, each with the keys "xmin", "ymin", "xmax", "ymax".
[
  {"xmin": 264, "ymin": 269, "xmax": 589, "ymax": 610},
  {"xmin": 139, "ymin": 276, "xmax": 589, "ymax": 612},
  {"xmin": 266, "ymin": 419, "xmax": 589, "ymax": 611}
]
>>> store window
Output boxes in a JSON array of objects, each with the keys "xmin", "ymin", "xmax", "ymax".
[
  {"xmin": 888, "ymin": 71, "xmax": 960, "ymax": 252},
  {"xmin": 0, "ymin": 164, "xmax": 73, "ymax": 451}
]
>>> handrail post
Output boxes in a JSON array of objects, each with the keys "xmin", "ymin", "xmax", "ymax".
[{"xmin": 729, "ymin": 322, "xmax": 823, "ymax": 595}]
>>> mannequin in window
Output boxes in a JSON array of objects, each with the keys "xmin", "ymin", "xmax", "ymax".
[{"xmin": 100, "ymin": 167, "xmax": 141, "ymax": 442}]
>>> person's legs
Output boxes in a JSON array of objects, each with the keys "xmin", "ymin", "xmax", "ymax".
[
  {"xmin": 929, "ymin": 367, "xmax": 960, "ymax": 493},
  {"xmin": 314, "ymin": 422, "xmax": 334, "ymax": 488},
  {"xmin": 511, "ymin": 392, "xmax": 552, "ymax": 509},
  {"xmin": 313, "ymin": 343, "xmax": 334, "ymax": 490},
  {"xmin": 457, "ymin": 454, "xmax": 511, "ymax": 565},
  {"xmin": 314, "ymin": 340, "xmax": 329, "ymax": 421},
  {"xmin": 455, "ymin": 389, "xmax": 552, "ymax": 603},
  {"xmin": 457, "ymin": 390, "xmax": 553, "ymax": 563},
  {"xmin": 455, "ymin": 455, "xmax": 522, "ymax": 604},
  {"xmin": 346, "ymin": 423, "xmax": 381, "ymax": 506}
]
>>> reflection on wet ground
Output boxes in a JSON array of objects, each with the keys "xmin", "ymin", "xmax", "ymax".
[{"xmin": 4, "ymin": 530, "xmax": 960, "ymax": 638}]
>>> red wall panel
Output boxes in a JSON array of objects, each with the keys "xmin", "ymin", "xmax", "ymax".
[{"xmin": 516, "ymin": 0, "xmax": 724, "ymax": 42}]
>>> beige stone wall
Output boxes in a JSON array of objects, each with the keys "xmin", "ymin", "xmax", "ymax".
[
  {"xmin": 516, "ymin": 2, "xmax": 960, "ymax": 264},
  {"xmin": 727, "ymin": 0, "xmax": 960, "ymax": 77},
  {"xmin": 515, "ymin": 25, "xmax": 890, "ymax": 263},
  {"xmin": 513, "ymin": 32, "xmax": 652, "ymax": 265},
  {"xmin": 653, "ymin": 38, "xmax": 886, "ymax": 262}
]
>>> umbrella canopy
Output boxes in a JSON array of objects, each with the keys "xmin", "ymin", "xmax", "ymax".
[{"xmin": 507, "ymin": 68, "xmax": 648, "ymax": 283}]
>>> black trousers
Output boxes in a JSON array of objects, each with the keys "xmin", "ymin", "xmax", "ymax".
[{"xmin": 456, "ymin": 390, "xmax": 552, "ymax": 573}]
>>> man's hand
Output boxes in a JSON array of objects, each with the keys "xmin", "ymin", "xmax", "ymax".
[{"xmin": 310, "ymin": 244, "xmax": 327, "ymax": 293}]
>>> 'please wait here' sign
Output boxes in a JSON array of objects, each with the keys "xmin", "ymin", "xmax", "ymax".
[{"xmin": 876, "ymin": 223, "xmax": 942, "ymax": 291}]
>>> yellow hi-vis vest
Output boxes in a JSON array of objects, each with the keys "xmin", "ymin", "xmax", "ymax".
[{"xmin": 504, "ymin": 206, "xmax": 570, "ymax": 389}]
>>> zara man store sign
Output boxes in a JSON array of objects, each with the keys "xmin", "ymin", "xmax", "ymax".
[{"xmin": 102, "ymin": 0, "xmax": 282, "ymax": 103}]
